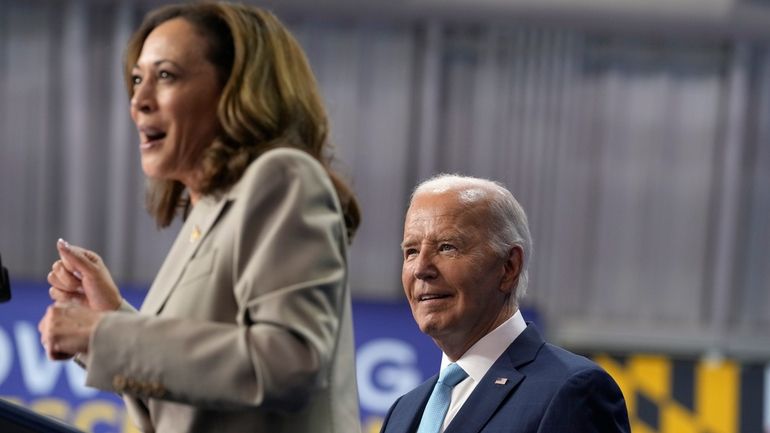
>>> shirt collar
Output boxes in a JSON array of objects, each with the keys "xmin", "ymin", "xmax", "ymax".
[{"xmin": 440, "ymin": 309, "xmax": 527, "ymax": 383}]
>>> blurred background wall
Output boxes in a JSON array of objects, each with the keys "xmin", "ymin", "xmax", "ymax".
[{"xmin": 1, "ymin": 0, "xmax": 769, "ymax": 431}]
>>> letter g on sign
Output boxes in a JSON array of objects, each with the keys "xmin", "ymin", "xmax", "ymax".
[{"xmin": 356, "ymin": 339, "xmax": 422, "ymax": 412}]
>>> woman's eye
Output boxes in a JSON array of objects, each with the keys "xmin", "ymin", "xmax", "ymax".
[
  {"xmin": 158, "ymin": 70, "xmax": 174, "ymax": 80},
  {"xmin": 131, "ymin": 75, "xmax": 142, "ymax": 86}
]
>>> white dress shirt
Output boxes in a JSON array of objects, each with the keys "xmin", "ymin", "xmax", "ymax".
[{"xmin": 437, "ymin": 310, "xmax": 527, "ymax": 432}]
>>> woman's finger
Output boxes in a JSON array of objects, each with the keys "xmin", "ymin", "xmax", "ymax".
[
  {"xmin": 57, "ymin": 239, "xmax": 97, "ymax": 278},
  {"xmin": 49, "ymin": 286, "xmax": 85, "ymax": 304},
  {"xmin": 55, "ymin": 240, "xmax": 121, "ymax": 312},
  {"xmin": 49, "ymin": 262, "xmax": 82, "ymax": 293}
]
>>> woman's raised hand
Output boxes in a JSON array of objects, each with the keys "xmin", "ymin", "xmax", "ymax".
[{"xmin": 47, "ymin": 239, "xmax": 122, "ymax": 312}]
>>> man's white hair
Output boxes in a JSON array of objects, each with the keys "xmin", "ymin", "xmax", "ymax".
[{"xmin": 411, "ymin": 174, "xmax": 533, "ymax": 301}]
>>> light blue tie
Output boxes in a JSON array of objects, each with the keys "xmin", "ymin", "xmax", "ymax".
[{"xmin": 416, "ymin": 363, "xmax": 468, "ymax": 433}]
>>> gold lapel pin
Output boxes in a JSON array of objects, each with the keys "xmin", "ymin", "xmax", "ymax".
[
  {"xmin": 190, "ymin": 224, "xmax": 202, "ymax": 243},
  {"xmin": 494, "ymin": 378, "xmax": 508, "ymax": 385}
]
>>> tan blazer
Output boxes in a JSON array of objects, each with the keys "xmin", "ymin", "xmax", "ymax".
[{"xmin": 83, "ymin": 148, "xmax": 361, "ymax": 433}]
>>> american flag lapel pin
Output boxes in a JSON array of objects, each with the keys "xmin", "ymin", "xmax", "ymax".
[{"xmin": 494, "ymin": 377, "xmax": 508, "ymax": 385}]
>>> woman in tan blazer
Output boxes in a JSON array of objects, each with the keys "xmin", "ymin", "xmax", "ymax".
[{"xmin": 38, "ymin": 3, "xmax": 362, "ymax": 432}]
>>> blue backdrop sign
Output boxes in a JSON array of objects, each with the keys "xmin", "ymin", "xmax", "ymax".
[{"xmin": 352, "ymin": 300, "xmax": 440, "ymax": 432}]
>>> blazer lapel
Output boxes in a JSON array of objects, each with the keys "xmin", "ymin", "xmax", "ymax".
[
  {"xmin": 140, "ymin": 194, "xmax": 231, "ymax": 314},
  {"xmin": 444, "ymin": 324, "xmax": 546, "ymax": 433},
  {"xmin": 385, "ymin": 376, "xmax": 437, "ymax": 433}
]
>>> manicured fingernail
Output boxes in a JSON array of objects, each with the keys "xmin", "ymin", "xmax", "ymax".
[
  {"xmin": 57, "ymin": 238, "xmax": 71, "ymax": 250},
  {"xmin": 73, "ymin": 271, "xmax": 83, "ymax": 280}
]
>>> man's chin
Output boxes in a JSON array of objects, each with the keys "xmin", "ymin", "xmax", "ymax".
[{"xmin": 416, "ymin": 317, "xmax": 447, "ymax": 339}]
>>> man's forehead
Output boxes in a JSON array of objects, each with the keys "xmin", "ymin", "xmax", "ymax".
[
  {"xmin": 408, "ymin": 189, "xmax": 485, "ymax": 217},
  {"xmin": 406, "ymin": 196, "xmax": 462, "ymax": 222},
  {"xmin": 401, "ymin": 214, "xmax": 464, "ymax": 244},
  {"xmin": 404, "ymin": 193, "xmax": 485, "ymax": 234},
  {"xmin": 404, "ymin": 211, "xmax": 446, "ymax": 230}
]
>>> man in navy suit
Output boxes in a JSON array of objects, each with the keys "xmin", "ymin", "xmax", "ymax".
[{"xmin": 381, "ymin": 174, "xmax": 630, "ymax": 433}]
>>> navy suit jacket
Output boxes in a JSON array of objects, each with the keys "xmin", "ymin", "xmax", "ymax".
[{"xmin": 380, "ymin": 324, "xmax": 630, "ymax": 433}]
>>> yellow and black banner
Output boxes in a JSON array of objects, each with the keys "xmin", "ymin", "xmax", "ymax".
[{"xmin": 594, "ymin": 354, "xmax": 766, "ymax": 433}]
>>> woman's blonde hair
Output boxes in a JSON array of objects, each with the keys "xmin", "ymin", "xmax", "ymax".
[{"xmin": 125, "ymin": 2, "xmax": 361, "ymax": 239}]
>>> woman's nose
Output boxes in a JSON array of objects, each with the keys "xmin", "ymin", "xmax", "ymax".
[{"xmin": 130, "ymin": 81, "xmax": 156, "ymax": 114}]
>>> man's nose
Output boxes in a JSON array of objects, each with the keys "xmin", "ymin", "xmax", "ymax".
[{"xmin": 413, "ymin": 250, "xmax": 438, "ymax": 280}]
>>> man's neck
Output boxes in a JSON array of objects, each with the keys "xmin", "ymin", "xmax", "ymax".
[{"xmin": 435, "ymin": 305, "xmax": 517, "ymax": 361}]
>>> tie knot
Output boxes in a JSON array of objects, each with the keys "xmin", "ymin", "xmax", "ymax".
[{"xmin": 438, "ymin": 363, "xmax": 467, "ymax": 388}]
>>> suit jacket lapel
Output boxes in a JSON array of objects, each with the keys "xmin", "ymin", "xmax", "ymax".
[
  {"xmin": 140, "ymin": 194, "xmax": 231, "ymax": 314},
  {"xmin": 444, "ymin": 324, "xmax": 546, "ymax": 433},
  {"xmin": 387, "ymin": 377, "xmax": 437, "ymax": 433}
]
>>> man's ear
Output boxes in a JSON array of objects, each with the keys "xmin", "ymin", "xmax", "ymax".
[{"xmin": 500, "ymin": 246, "xmax": 523, "ymax": 296}]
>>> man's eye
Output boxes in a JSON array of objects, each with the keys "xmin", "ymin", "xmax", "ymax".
[
  {"xmin": 404, "ymin": 248, "xmax": 418, "ymax": 258},
  {"xmin": 439, "ymin": 244, "xmax": 455, "ymax": 252}
]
